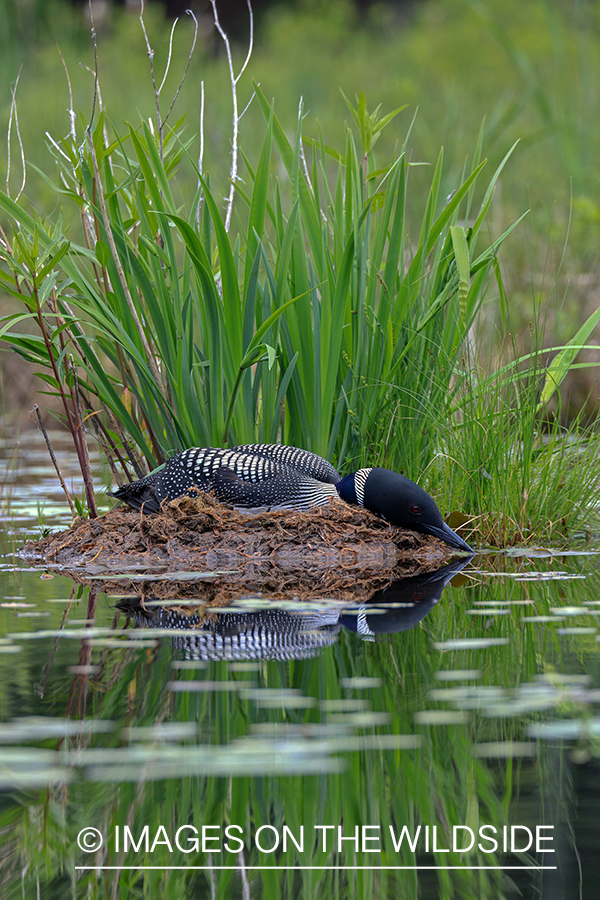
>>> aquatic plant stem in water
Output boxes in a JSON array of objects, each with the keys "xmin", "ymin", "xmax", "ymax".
[{"xmin": 31, "ymin": 404, "xmax": 76, "ymax": 517}]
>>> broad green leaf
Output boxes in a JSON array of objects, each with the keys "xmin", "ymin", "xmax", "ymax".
[
  {"xmin": 537, "ymin": 307, "xmax": 600, "ymax": 411},
  {"xmin": 450, "ymin": 225, "xmax": 470, "ymax": 320}
]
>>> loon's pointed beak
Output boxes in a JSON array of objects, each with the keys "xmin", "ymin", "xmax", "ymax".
[{"xmin": 426, "ymin": 521, "xmax": 474, "ymax": 553}]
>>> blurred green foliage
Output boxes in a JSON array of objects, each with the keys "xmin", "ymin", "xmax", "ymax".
[
  {"xmin": 2, "ymin": 0, "xmax": 599, "ymax": 315},
  {"xmin": 1, "ymin": 0, "xmax": 598, "ymax": 213}
]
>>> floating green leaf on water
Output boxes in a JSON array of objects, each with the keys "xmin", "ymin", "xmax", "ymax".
[
  {"xmin": 91, "ymin": 638, "xmax": 164, "ymax": 648},
  {"xmin": 473, "ymin": 599, "xmax": 533, "ymax": 605},
  {"xmin": 434, "ymin": 638, "xmax": 509, "ymax": 650},
  {"xmin": 143, "ymin": 598, "xmax": 208, "ymax": 607},
  {"xmin": 466, "ymin": 608, "xmax": 510, "ymax": 615},
  {"xmin": 123, "ymin": 724, "xmax": 199, "ymax": 742},
  {"xmin": 522, "ymin": 615, "xmax": 564, "ymax": 623},
  {"xmin": 318, "ymin": 734, "xmax": 422, "ymax": 752},
  {"xmin": 44, "ymin": 598, "xmax": 82, "ymax": 603},
  {"xmin": 253, "ymin": 695, "xmax": 317, "ymax": 710},
  {"xmin": 340, "ymin": 677, "xmax": 382, "ymax": 689},
  {"xmin": 0, "ymin": 717, "xmax": 114, "ymax": 743},
  {"xmin": 221, "ymin": 598, "xmax": 344, "ymax": 612},
  {"xmin": 171, "ymin": 660, "xmax": 209, "ymax": 670},
  {"xmin": 503, "ymin": 547, "xmax": 599, "ymax": 558},
  {"xmin": 515, "ymin": 573, "xmax": 587, "ymax": 581},
  {"xmin": 535, "ymin": 673, "xmax": 591, "ymax": 685},
  {"xmin": 528, "ymin": 719, "xmax": 600, "ymax": 740},
  {"xmin": 474, "ymin": 742, "xmax": 537, "ymax": 758},
  {"xmin": 414, "ymin": 710, "xmax": 470, "ymax": 725},
  {"xmin": 428, "ymin": 686, "xmax": 505, "ymax": 703},
  {"xmin": 550, "ymin": 606, "xmax": 590, "ymax": 615},
  {"xmin": 87, "ymin": 570, "xmax": 232, "ymax": 582},
  {"xmin": 0, "ymin": 768, "xmax": 73, "ymax": 789},
  {"xmin": 327, "ymin": 712, "xmax": 390, "ymax": 727},
  {"xmin": 434, "ymin": 670, "xmax": 482, "ymax": 681},
  {"xmin": 558, "ymin": 627, "xmax": 597, "ymax": 635},
  {"xmin": 321, "ymin": 699, "xmax": 370, "ymax": 712},
  {"xmin": 1, "ymin": 602, "xmax": 36, "ymax": 608},
  {"xmin": 7, "ymin": 628, "xmax": 115, "ymax": 639},
  {"xmin": 170, "ymin": 680, "xmax": 257, "ymax": 693},
  {"xmin": 475, "ymin": 571, "xmax": 587, "ymax": 580}
]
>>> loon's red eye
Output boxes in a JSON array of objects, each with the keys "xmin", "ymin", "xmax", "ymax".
[{"xmin": 410, "ymin": 504, "xmax": 422, "ymax": 516}]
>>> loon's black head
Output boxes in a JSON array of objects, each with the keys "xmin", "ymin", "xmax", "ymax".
[{"xmin": 336, "ymin": 467, "xmax": 473, "ymax": 553}]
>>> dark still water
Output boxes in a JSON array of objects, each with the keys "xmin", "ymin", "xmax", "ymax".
[{"xmin": 1, "ymin": 434, "xmax": 599, "ymax": 899}]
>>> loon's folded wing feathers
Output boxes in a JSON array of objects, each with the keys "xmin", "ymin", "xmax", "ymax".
[
  {"xmin": 231, "ymin": 443, "xmax": 341, "ymax": 483},
  {"xmin": 212, "ymin": 465, "xmax": 338, "ymax": 510},
  {"xmin": 112, "ymin": 445, "xmax": 340, "ymax": 514}
]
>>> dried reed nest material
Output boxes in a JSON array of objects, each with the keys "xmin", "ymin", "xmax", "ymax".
[{"xmin": 23, "ymin": 493, "xmax": 459, "ymax": 600}]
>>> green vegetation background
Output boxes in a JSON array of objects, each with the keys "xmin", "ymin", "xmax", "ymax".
[
  {"xmin": 3, "ymin": 0, "xmax": 599, "ymax": 296},
  {"xmin": 1, "ymin": 0, "xmax": 599, "ymax": 544}
]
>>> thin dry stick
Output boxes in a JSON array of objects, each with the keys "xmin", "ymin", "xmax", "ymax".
[
  {"xmin": 210, "ymin": 0, "xmax": 254, "ymax": 232},
  {"xmin": 6, "ymin": 64, "xmax": 26, "ymax": 201},
  {"xmin": 31, "ymin": 405, "xmax": 77, "ymax": 517},
  {"xmin": 161, "ymin": 12, "xmax": 198, "ymax": 129},
  {"xmin": 56, "ymin": 44, "xmax": 77, "ymax": 142},
  {"xmin": 86, "ymin": 0, "xmax": 99, "ymax": 131},
  {"xmin": 139, "ymin": 0, "xmax": 198, "ymax": 160},
  {"xmin": 196, "ymin": 80, "xmax": 205, "ymax": 227},
  {"xmin": 297, "ymin": 97, "xmax": 313, "ymax": 188}
]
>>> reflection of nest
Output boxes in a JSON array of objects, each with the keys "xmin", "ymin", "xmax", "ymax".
[{"xmin": 24, "ymin": 494, "xmax": 459, "ymax": 601}]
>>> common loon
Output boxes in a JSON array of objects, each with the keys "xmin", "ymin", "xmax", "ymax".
[{"xmin": 111, "ymin": 443, "xmax": 472, "ymax": 552}]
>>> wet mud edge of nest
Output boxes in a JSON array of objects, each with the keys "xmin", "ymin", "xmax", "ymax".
[{"xmin": 22, "ymin": 494, "xmax": 464, "ymax": 600}]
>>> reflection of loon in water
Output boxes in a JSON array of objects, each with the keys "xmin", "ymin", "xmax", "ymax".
[
  {"xmin": 116, "ymin": 556, "xmax": 472, "ymax": 662},
  {"xmin": 340, "ymin": 556, "xmax": 473, "ymax": 640}
]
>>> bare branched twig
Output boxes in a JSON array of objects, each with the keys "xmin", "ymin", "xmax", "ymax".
[
  {"xmin": 6, "ymin": 64, "xmax": 26, "ymax": 201},
  {"xmin": 86, "ymin": 0, "xmax": 99, "ymax": 130},
  {"xmin": 31, "ymin": 405, "xmax": 77, "ymax": 518},
  {"xmin": 139, "ymin": 0, "xmax": 198, "ymax": 160},
  {"xmin": 57, "ymin": 44, "xmax": 77, "ymax": 142},
  {"xmin": 196, "ymin": 80, "xmax": 205, "ymax": 227},
  {"xmin": 210, "ymin": 0, "xmax": 254, "ymax": 232},
  {"xmin": 298, "ymin": 96, "xmax": 313, "ymax": 188}
]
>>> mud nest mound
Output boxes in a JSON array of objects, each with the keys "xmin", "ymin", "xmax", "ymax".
[{"xmin": 23, "ymin": 494, "xmax": 463, "ymax": 601}]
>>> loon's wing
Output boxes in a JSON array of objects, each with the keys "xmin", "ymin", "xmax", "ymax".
[
  {"xmin": 112, "ymin": 445, "xmax": 340, "ymax": 514},
  {"xmin": 232, "ymin": 443, "xmax": 340, "ymax": 483},
  {"xmin": 212, "ymin": 465, "xmax": 338, "ymax": 510}
]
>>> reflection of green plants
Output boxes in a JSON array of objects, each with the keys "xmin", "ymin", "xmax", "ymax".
[
  {"xmin": 1, "ymin": 4, "xmax": 599, "ymax": 544},
  {"xmin": 4, "ymin": 564, "xmax": 597, "ymax": 898}
]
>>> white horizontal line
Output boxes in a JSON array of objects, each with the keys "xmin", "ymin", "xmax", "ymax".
[{"xmin": 75, "ymin": 865, "xmax": 558, "ymax": 871}]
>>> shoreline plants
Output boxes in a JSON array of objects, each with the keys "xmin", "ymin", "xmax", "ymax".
[{"xmin": 0, "ymin": 3, "xmax": 598, "ymax": 545}]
